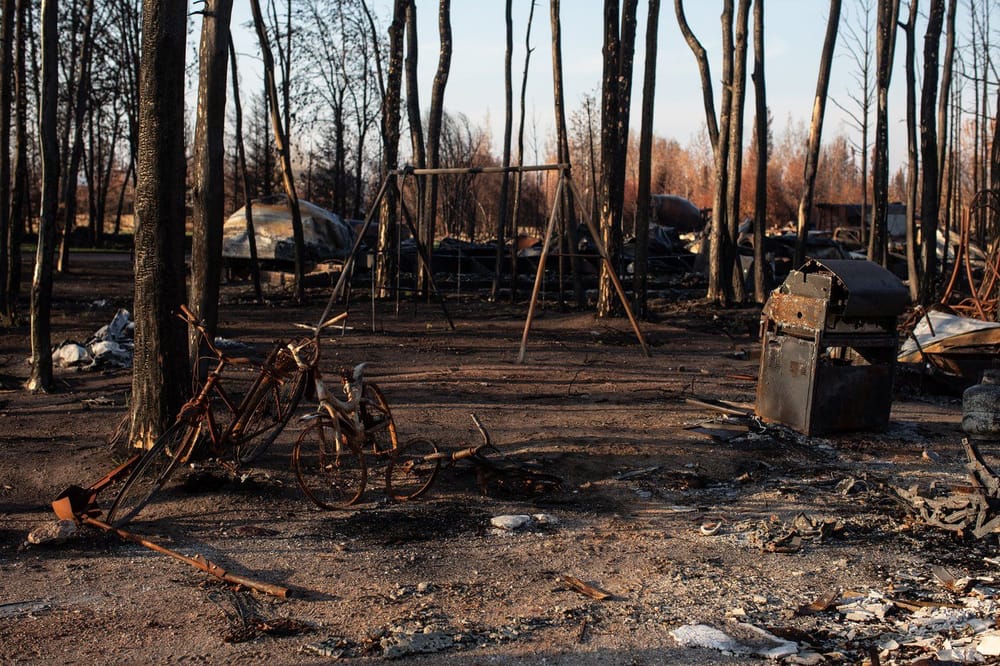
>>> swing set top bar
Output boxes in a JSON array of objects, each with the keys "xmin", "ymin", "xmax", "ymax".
[{"xmin": 389, "ymin": 163, "xmax": 569, "ymax": 177}]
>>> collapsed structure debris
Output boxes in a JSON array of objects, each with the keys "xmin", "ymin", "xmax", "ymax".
[
  {"xmin": 52, "ymin": 308, "xmax": 133, "ymax": 370},
  {"xmin": 898, "ymin": 307, "xmax": 1000, "ymax": 383},
  {"xmin": 893, "ymin": 438, "xmax": 1000, "ymax": 538}
]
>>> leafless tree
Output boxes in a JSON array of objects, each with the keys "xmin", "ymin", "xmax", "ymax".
[
  {"xmin": 549, "ymin": 0, "xmax": 584, "ymax": 308},
  {"xmin": 5, "ymin": 0, "xmax": 28, "ymax": 323},
  {"xmin": 491, "ymin": 0, "xmax": 514, "ymax": 301},
  {"xmin": 751, "ymin": 0, "xmax": 768, "ymax": 302},
  {"xmin": 596, "ymin": 0, "xmax": 637, "ymax": 317},
  {"xmin": 936, "ymin": 0, "xmax": 957, "ymax": 234},
  {"xmin": 422, "ymin": 0, "xmax": 452, "ymax": 293},
  {"xmin": 26, "ymin": 0, "xmax": 58, "ymax": 392},
  {"xmin": 0, "ymin": 0, "xmax": 13, "ymax": 321},
  {"xmin": 633, "ymin": 0, "xmax": 660, "ymax": 317},
  {"xmin": 126, "ymin": 0, "xmax": 189, "ymax": 447},
  {"xmin": 189, "ymin": 0, "xmax": 233, "ymax": 372},
  {"xmin": 868, "ymin": 0, "xmax": 900, "ymax": 266},
  {"xmin": 831, "ymin": 0, "xmax": 875, "ymax": 248},
  {"xmin": 903, "ymin": 0, "xmax": 920, "ymax": 301},
  {"xmin": 374, "ymin": 0, "xmax": 406, "ymax": 298},
  {"xmin": 250, "ymin": 0, "xmax": 306, "ymax": 302},
  {"xmin": 918, "ymin": 0, "xmax": 945, "ymax": 303},
  {"xmin": 794, "ymin": 0, "xmax": 842, "ymax": 268},
  {"xmin": 726, "ymin": 0, "xmax": 749, "ymax": 302},
  {"xmin": 229, "ymin": 39, "xmax": 263, "ymax": 302}
]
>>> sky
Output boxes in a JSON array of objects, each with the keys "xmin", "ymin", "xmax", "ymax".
[{"xmin": 225, "ymin": 1, "xmax": 946, "ymax": 173}]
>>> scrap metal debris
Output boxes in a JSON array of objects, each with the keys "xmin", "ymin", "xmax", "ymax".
[
  {"xmin": 51, "ymin": 308, "xmax": 134, "ymax": 370},
  {"xmin": 670, "ymin": 621, "xmax": 798, "ymax": 659},
  {"xmin": 893, "ymin": 438, "xmax": 1000, "ymax": 538}
]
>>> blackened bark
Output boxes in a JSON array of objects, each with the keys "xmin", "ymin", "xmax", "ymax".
[
  {"xmin": 634, "ymin": 0, "xmax": 660, "ymax": 317},
  {"xmin": 491, "ymin": 0, "xmax": 514, "ymax": 302},
  {"xmin": 127, "ymin": 0, "xmax": 189, "ymax": 447},
  {"xmin": 189, "ymin": 0, "xmax": 233, "ymax": 373},
  {"xmin": 228, "ymin": 37, "xmax": 262, "ymax": 302},
  {"xmin": 751, "ymin": 0, "xmax": 767, "ymax": 302},
  {"xmin": 423, "ymin": 0, "xmax": 451, "ymax": 297},
  {"xmin": 919, "ymin": 0, "xmax": 944, "ymax": 303},
  {"xmin": 903, "ymin": 0, "xmax": 919, "ymax": 302},
  {"xmin": 869, "ymin": 0, "xmax": 900, "ymax": 266},
  {"xmin": 375, "ymin": 0, "xmax": 405, "ymax": 299},
  {"xmin": 794, "ymin": 0, "xmax": 841, "ymax": 268},
  {"xmin": 26, "ymin": 0, "xmax": 58, "ymax": 392}
]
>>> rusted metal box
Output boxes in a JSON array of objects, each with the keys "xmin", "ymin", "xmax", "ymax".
[{"xmin": 755, "ymin": 259, "xmax": 909, "ymax": 435}]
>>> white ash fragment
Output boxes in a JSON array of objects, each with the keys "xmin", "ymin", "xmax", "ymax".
[
  {"xmin": 26, "ymin": 519, "xmax": 78, "ymax": 545},
  {"xmin": 490, "ymin": 515, "xmax": 532, "ymax": 531}
]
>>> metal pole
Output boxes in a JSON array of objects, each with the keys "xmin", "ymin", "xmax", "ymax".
[{"xmin": 518, "ymin": 178, "xmax": 565, "ymax": 363}]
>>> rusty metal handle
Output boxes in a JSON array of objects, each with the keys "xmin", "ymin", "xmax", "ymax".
[{"xmin": 82, "ymin": 517, "xmax": 290, "ymax": 598}]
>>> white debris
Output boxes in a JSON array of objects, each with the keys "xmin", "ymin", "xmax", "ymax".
[
  {"xmin": 977, "ymin": 631, "xmax": 1000, "ymax": 656},
  {"xmin": 670, "ymin": 622, "xmax": 797, "ymax": 659},
  {"xmin": 531, "ymin": 513, "xmax": 558, "ymax": 526},
  {"xmin": 26, "ymin": 519, "xmax": 78, "ymax": 545},
  {"xmin": 52, "ymin": 343, "xmax": 91, "ymax": 367},
  {"xmin": 490, "ymin": 515, "xmax": 532, "ymax": 531}
]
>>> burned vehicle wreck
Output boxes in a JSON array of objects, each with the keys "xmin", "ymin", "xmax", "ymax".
[{"xmin": 222, "ymin": 196, "xmax": 354, "ymax": 274}]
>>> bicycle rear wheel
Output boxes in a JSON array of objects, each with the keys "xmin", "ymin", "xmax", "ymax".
[
  {"xmin": 360, "ymin": 383, "xmax": 398, "ymax": 455},
  {"xmin": 293, "ymin": 417, "xmax": 367, "ymax": 509},
  {"xmin": 106, "ymin": 418, "xmax": 202, "ymax": 527},
  {"xmin": 385, "ymin": 437, "xmax": 440, "ymax": 501},
  {"xmin": 232, "ymin": 364, "xmax": 307, "ymax": 466}
]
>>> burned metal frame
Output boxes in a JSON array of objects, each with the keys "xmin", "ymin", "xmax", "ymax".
[
  {"xmin": 327, "ymin": 163, "xmax": 649, "ymax": 362},
  {"xmin": 940, "ymin": 189, "xmax": 1000, "ymax": 321}
]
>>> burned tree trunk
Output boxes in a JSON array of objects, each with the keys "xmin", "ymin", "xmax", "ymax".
[
  {"xmin": 0, "ymin": 0, "xmax": 13, "ymax": 320},
  {"xmin": 127, "ymin": 0, "xmax": 189, "ymax": 447},
  {"xmin": 751, "ymin": 0, "xmax": 768, "ymax": 302},
  {"xmin": 726, "ymin": 0, "xmax": 750, "ymax": 303},
  {"xmin": 250, "ymin": 0, "xmax": 306, "ymax": 303},
  {"xmin": 26, "ymin": 0, "xmax": 58, "ymax": 392},
  {"xmin": 375, "ymin": 0, "xmax": 406, "ymax": 299},
  {"xmin": 189, "ymin": 0, "xmax": 233, "ymax": 372},
  {"xmin": 422, "ymin": 0, "xmax": 451, "ymax": 297},
  {"xmin": 794, "ymin": 0, "xmax": 841, "ymax": 268},
  {"xmin": 708, "ymin": 0, "xmax": 734, "ymax": 305},
  {"xmin": 633, "ymin": 0, "xmax": 660, "ymax": 318},
  {"xmin": 549, "ymin": 0, "xmax": 584, "ymax": 309},
  {"xmin": 918, "ymin": 0, "xmax": 945, "ymax": 304},
  {"xmin": 491, "ymin": 0, "xmax": 514, "ymax": 302},
  {"xmin": 869, "ymin": 0, "xmax": 900, "ymax": 266},
  {"xmin": 596, "ymin": 0, "xmax": 637, "ymax": 318},
  {"xmin": 228, "ymin": 38, "xmax": 262, "ymax": 302},
  {"xmin": 903, "ymin": 0, "xmax": 920, "ymax": 302},
  {"xmin": 5, "ymin": 0, "xmax": 27, "ymax": 323}
]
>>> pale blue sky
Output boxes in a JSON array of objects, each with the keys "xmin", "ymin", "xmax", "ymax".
[{"xmin": 226, "ymin": 1, "xmax": 958, "ymax": 170}]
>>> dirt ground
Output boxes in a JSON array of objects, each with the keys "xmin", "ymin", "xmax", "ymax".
[{"xmin": 0, "ymin": 256, "xmax": 995, "ymax": 664}]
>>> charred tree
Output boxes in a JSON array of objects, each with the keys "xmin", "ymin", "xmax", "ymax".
[
  {"xmin": 751, "ymin": 0, "xmax": 768, "ymax": 302},
  {"xmin": 596, "ymin": 0, "xmax": 637, "ymax": 317},
  {"xmin": 0, "ymin": 0, "xmax": 13, "ymax": 320},
  {"xmin": 375, "ymin": 0, "xmax": 406, "ymax": 299},
  {"xmin": 918, "ymin": 0, "xmax": 944, "ymax": 303},
  {"xmin": 869, "ymin": 0, "xmax": 900, "ymax": 266},
  {"xmin": 26, "ymin": 0, "xmax": 58, "ymax": 392},
  {"xmin": 127, "ymin": 0, "xmax": 189, "ymax": 448},
  {"xmin": 491, "ymin": 0, "xmax": 514, "ymax": 302},
  {"xmin": 726, "ymin": 0, "xmax": 750, "ymax": 302},
  {"xmin": 549, "ymin": 0, "xmax": 584, "ymax": 308},
  {"xmin": 633, "ymin": 0, "xmax": 660, "ymax": 317},
  {"xmin": 189, "ymin": 0, "xmax": 233, "ymax": 373},
  {"xmin": 794, "ymin": 0, "xmax": 841, "ymax": 268},
  {"xmin": 422, "ymin": 0, "xmax": 451, "ymax": 296},
  {"xmin": 229, "ymin": 38, "xmax": 263, "ymax": 303},
  {"xmin": 903, "ymin": 0, "xmax": 920, "ymax": 302},
  {"xmin": 936, "ymin": 0, "xmax": 956, "ymax": 233},
  {"xmin": 5, "ymin": 0, "xmax": 27, "ymax": 323},
  {"xmin": 250, "ymin": 0, "xmax": 306, "ymax": 303}
]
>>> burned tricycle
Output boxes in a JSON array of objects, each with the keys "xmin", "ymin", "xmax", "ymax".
[{"xmin": 755, "ymin": 259, "xmax": 909, "ymax": 436}]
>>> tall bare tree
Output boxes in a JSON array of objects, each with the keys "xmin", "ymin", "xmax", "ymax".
[
  {"xmin": 5, "ymin": 0, "xmax": 27, "ymax": 323},
  {"xmin": 0, "ymin": 0, "xmax": 13, "ymax": 321},
  {"xmin": 127, "ymin": 0, "xmax": 189, "ymax": 447},
  {"xmin": 250, "ymin": 0, "xmax": 306, "ymax": 303},
  {"xmin": 491, "ymin": 0, "xmax": 514, "ymax": 301},
  {"xmin": 374, "ymin": 0, "xmax": 406, "ymax": 298},
  {"xmin": 751, "ymin": 0, "xmax": 768, "ymax": 302},
  {"xmin": 26, "ymin": 0, "xmax": 58, "ymax": 392},
  {"xmin": 794, "ymin": 0, "xmax": 842, "ymax": 268},
  {"xmin": 918, "ymin": 0, "xmax": 945, "ymax": 303},
  {"xmin": 869, "ymin": 0, "xmax": 900, "ymax": 266},
  {"xmin": 936, "ymin": 0, "xmax": 957, "ymax": 234},
  {"xmin": 229, "ymin": 38, "xmax": 263, "ymax": 302},
  {"xmin": 189, "ymin": 0, "xmax": 233, "ymax": 371},
  {"xmin": 726, "ymin": 0, "xmax": 750, "ymax": 302},
  {"xmin": 633, "ymin": 0, "xmax": 660, "ymax": 317},
  {"xmin": 596, "ymin": 0, "xmax": 637, "ymax": 317},
  {"xmin": 549, "ymin": 0, "xmax": 584, "ymax": 309},
  {"xmin": 422, "ymin": 0, "xmax": 452, "ymax": 294},
  {"xmin": 903, "ymin": 0, "xmax": 920, "ymax": 302}
]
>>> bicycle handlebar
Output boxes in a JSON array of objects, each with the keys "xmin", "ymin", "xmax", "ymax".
[{"xmin": 178, "ymin": 304, "xmax": 244, "ymax": 366}]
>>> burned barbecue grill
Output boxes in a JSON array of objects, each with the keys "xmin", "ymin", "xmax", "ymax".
[{"xmin": 755, "ymin": 259, "xmax": 910, "ymax": 435}]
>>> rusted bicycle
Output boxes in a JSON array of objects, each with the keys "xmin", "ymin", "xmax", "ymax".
[
  {"xmin": 106, "ymin": 305, "xmax": 306, "ymax": 526},
  {"xmin": 386, "ymin": 414, "xmax": 562, "ymax": 500},
  {"xmin": 284, "ymin": 319, "xmax": 441, "ymax": 509}
]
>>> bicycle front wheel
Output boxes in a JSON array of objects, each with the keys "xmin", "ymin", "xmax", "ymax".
[
  {"xmin": 293, "ymin": 417, "xmax": 367, "ymax": 509},
  {"xmin": 106, "ymin": 418, "xmax": 202, "ymax": 527},
  {"xmin": 232, "ymin": 367, "xmax": 308, "ymax": 465},
  {"xmin": 360, "ymin": 383, "xmax": 398, "ymax": 455},
  {"xmin": 385, "ymin": 437, "xmax": 440, "ymax": 501}
]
